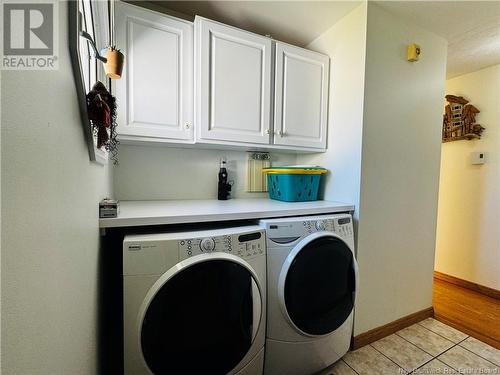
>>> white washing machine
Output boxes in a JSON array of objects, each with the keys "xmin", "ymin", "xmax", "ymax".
[
  {"xmin": 259, "ymin": 214, "xmax": 358, "ymax": 375},
  {"xmin": 123, "ymin": 225, "xmax": 267, "ymax": 375}
]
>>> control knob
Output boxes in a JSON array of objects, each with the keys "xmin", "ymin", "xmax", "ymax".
[
  {"xmin": 315, "ymin": 220, "xmax": 326, "ymax": 231},
  {"xmin": 200, "ymin": 238, "xmax": 216, "ymax": 252}
]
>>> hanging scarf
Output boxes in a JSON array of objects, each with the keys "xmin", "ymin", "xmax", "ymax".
[{"xmin": 86, "ymin": 81, "xmax": 119, "ymax": 163}]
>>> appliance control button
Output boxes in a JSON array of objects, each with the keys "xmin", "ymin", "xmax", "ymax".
[
  {"xmin": 200, "ymin": 238, "xmax": 216, "ymax": 252},
  {"xmin": 315, "ymin": 221, "xmax": 326, "ymax": 231}
]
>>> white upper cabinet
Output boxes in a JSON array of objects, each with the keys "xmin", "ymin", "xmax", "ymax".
[
  {"xmin": 195, "ymin": 17, "xmax": 272, "ymax": 145},
  {"xmin": 273, "ymin": 42, "xmax": 329, "ymax": 149},
  {"xmin": 115, "ymin": 2, "xmax": 193, "ymax": 142},
  {"xmin": 114, "ymin": 5, "xmax": 329, "ymax": 151}
]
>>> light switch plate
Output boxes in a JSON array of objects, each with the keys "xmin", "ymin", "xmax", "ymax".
[
  {"xmin": 246, "ymin": 153, "xmax": 270, "ymax": 192},
  {"xmin": 470, "ymin": 152, "xmax": 486, "ymax": 165}
]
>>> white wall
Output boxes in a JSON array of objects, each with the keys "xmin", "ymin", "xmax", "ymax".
[
  {"xmin": 354, "ymin": 3, "xmax": 447, "ymax": 334},
  {"xmin": 435, "ymin": 65, "xmax": 500, "ymax": 290},
  {"xmin": 1, "ymin": 2, "xmax": 111, "ymax": 374},
  {"xmin": 299, "ymin": 3, "xmax": 368, "ymax": 225},
  {"xmin": 113, "ymin": 145, "xmax": 296, "ymax": 200}
]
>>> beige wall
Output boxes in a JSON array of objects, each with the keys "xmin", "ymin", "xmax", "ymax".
[
  {"xmin": 1, "ymin": 2, "xmax": 112, "ymax": 374},
  {"xmin": 0, "ymin": 4, "xmax": 453, "ymax": 372},
  {"xmin": 435, "ymin": 64, "xmax": 500, "ymax": 290},
  {"xmin": 300, "ymin": 2, "xmax": 447, "ymax": 336},
  {"xmin": 0, "ymin": 67, "xmax": 2, "ymax": 373},
  {"xmin": 299, "ymin": 3, "xmax": 368, "ymax": 224},
  {"xmin": 354, "ymin": 3, "xmax": 447, "ymax": 335}
]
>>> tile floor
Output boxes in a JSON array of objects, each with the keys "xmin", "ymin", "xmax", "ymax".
[{"xmin": 321, "ymin": 318, "xmax": 500, "ymax": 375}]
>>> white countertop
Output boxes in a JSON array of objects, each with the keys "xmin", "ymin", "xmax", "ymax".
[{"xmin": 99, "ymin": 199, "xmax": 354, "ymax": 228}]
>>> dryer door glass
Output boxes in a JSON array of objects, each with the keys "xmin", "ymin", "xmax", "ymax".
[
  {"xmin": 141, "ymin": 259, "xmax": 260, "ymax": 374},
  {"xmin": 284, "ymin": 236, "xmax": 355, "ymax": 335}
]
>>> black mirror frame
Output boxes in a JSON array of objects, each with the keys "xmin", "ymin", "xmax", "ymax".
[{"xmin": 68, "ymin": 0, "xmax": 108, "ymax": 164}]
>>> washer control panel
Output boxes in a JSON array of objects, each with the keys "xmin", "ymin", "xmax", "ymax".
[{"xmin": 179, "ymin": 230, "xmax": 265, "ymax": 260}]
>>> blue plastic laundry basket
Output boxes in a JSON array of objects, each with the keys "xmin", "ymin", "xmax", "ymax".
[{"xmin": 262, "ymin": 166, "xmax": 327, "ymax": 202}]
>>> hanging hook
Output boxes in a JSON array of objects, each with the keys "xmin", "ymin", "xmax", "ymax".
[{"xmin": 80, "ymin": 30, "xmax": 108, "ymax": 63}]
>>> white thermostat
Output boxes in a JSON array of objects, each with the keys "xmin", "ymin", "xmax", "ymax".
[{"xmin": 470, "ymin": 152, "xmax": 486, "ymax": 165}]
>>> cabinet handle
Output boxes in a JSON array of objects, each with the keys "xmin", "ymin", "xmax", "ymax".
[
  {"xmin": 266, "ymin": 129, "xmax": 270, "ymax": 135},
  {"xmin": 185, "ymin": 123, "xmax": 191, "ymax": 129},
  {"xmin": 278, "ymin": 130, "xmax": 285, "ymax": 137}
]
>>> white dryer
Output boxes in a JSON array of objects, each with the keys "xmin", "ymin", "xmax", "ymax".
[
  {"xmin": 123, "ymin": 225, "xmax": 267, "ymax": 375},
  {"xmin": 259, "ymin": 214, "xmax": 358, "ymax": 375}
]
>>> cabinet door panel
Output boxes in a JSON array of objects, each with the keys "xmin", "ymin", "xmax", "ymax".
[
  {"xmin": 115, "ymin": 3, "xmax": 193, "ymax": 141},
  {"xmin": 274, "ymin": 43, "xmax": 329, "ymax": 149},
  {"xmin": 196, "ymin": 18, "xmax": 272, "ymax": 144}
]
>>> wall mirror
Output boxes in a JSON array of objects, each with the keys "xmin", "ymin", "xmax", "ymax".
[{"xmin": 68, "ymin": 0, "xmax": 112, "ymax": 165}]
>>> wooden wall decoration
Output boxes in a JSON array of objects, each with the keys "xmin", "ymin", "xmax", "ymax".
[{"xmin": 443, "ymin": 95, "xmax": 485, "ymax": 142}]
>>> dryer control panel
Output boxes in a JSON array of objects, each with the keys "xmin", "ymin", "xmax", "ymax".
[
  {"xmin": 261, "ymin": 214, "xmax": 354, "ymax": 245},
  {"xmin": 179, "ymin": 229, "xmax": 265, "ymax": 261},
  {"xmin": 302, "ymin": 217, "xmax": 353, "ymax": 237}
]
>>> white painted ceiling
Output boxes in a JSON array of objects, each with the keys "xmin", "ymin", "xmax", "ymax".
[
  {"xmin": 152, "ymin": 0, "xmax": 500, "ymax": 78},
  {"xmin": 375, "ymin": 1, "xmax": 500, "ymax": 78},
  {"xmin": 154, "ymin": 1, "xmax": 361, "ymax": 47}
]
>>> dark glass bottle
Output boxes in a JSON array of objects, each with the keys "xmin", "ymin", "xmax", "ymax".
[{"xmin": 218, "ymin": 158, "xmax": 231, "ymax": 200}]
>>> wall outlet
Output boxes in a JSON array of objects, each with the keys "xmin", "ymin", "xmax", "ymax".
[{"xmin": 470, "ymin": 152, "xmax": 486, "ymax": 165}]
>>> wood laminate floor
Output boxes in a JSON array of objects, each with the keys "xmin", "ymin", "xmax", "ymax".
[{"xmin": 433, "ymin": 277, "xmax": 500, "ymax": 349}]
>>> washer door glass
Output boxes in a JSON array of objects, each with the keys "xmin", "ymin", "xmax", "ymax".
[
  {"xmin": 284, "ymin": 236, "xmax": 355, "ymax": 336},
  {"xmin": 141, "ymin": 259, "xmax": 261, "ymax": 374}
]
